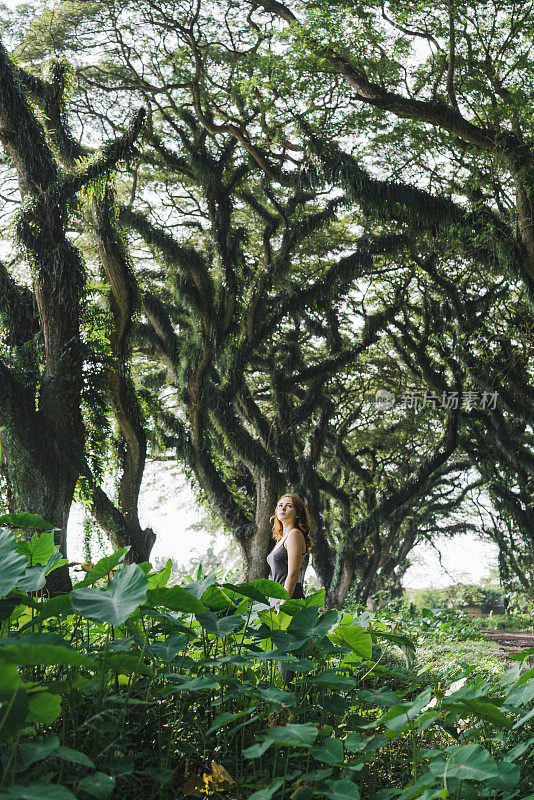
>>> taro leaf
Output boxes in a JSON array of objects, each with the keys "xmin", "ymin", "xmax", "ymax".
[
  {"xmin": 246, "ymin": 579, "xmax": 289, "ymax": 600},
  {"xmin": 0, "ymin": 784, "xmax": 77, "ymax": 800},
  {"xmin": 256, "ymin": 688, "xmax": 296, "ymax": 707},
  {"xmin": 78, "ymin": 773, "xmax": 116, "ymax": 799},
  {"xmin": 428, "ymin": 744, "xmax": 499, "ymax": 781},
  {"xmin": 242, "ymin": 739, "xmax": 273, "ymax": 759},
  {"xmin": 336, "ymin": 626, "xmax": 373, "ymax": 660},
  {"xmin": 18, "ymin": 551, "xmax": 67, "ymax": 592},
  {"xmin": 17, "ymin": 736, "xmax": 60, "ymax": 769},
  {"xmin": 458, "ymin": 698, "xmax": 513, "ymax": 729},
  {"xmin": 486, "ymin": 761, "xmax": 521, "ymax": 791},
  {"xmin": 74, "ymin": 548, "xmax": 129, "ymax": 588},
  {"xmin": 344, "ymin": 732, "xmax": 366, "ymax": 753},
  {"xmin": 223, "ymin": 581, "xmax": 270, "ymax": 605},
  {"xmin": 309, "ymin": 738, "xmax": 344, "ymax": 764},
  {"xmin": 147, "ymin": 559, "xmax": 172, "ymax": 589},
  {"xmin": 0, "ymin": 529, "xmax": 29, "ymax": 597},
  {"xmin": 170, "ymin": 676, "xmax": 218, "ymax": 691},
  {"xmin": 196, "ymin": 612, "xmax": 243, "ymax": 636},
  {"xmin": 148, "ymin": 632, "xmax": 187, "ymax": 662},
  {"xmin": 26, "ymin": 692, "xmax": 61, "ymax": 724},
  {"xmin": 324, "ymin": 779, "xmax": 360, "ymax": 800},
  {"xmin": 0, "ymin": 641, "xmax": 93, "ymax": 667},
  {"xmin": 146, "ymin": 586, "xmax": 207, "ymax": 614},
  {"xmin": 0, "ymin": 662, "xmax": 28, "ymax": 741},
  {"xmin": 369, "ymin": 629, "xmax": 416, "ymax": 666},
  {"xmin": 200, "ymin": 584, "xmax": 235, "ymax": 610},
  {"xmin": 380, "ymin": 689, "xmax": 432, "ymax": 731},
  {"xmin": 248, "ymin": 777, "xmax": 284, "ymax": 800},
  {"xmin": 17, "ymin": 530, "xmax": 55, "ymax": 566},
  {"xmin": 182, "ymin": 572, "xmax": 218, "ymax": 599},
  {"xmin": 506, "ymin": 677, "xmax": 534, "ymax": 706},
  {"xmin": 102, "ymin": 653, "xmax": 153, "ymax": 676},
  {"xmin": 264, "ymin": 723, "xmax": 318, "ymax": 747},
  {"xmin": 206, "ymin": 708, "xmax": 254, "ymax": 736},
  {"xmin": 146, "ymin": 767, "xmax": 173, "ymax": 784},
  {"xmin": 288, "ymin": 607, "xmax": 338, "ymax": 639},
  {"xmin": 282, "ymin": 658, "xmax": 315, "ymax": 672},
  {"xmin": 509, "ymin": 647, "xmax": 534, "ymax": 661},
  {"xmin": 55, "ymin": 747, "xmax": 95, "ymax": 768},
  {"xmin": 71, "ymin": 564, "xmax": 148, "ymax": 625},
  {"xmin": 359, "ymin": 688, "xmax": 401, "ymax": 708},
  {"xmin": 303, "ymin": 589, "xmax": 326, "ymax": 607},
  {"xmin": 0, "ymin": 513, "xmax": 55, "ymax": 531},
  {"xmin": 309, "ymin": 671, "xmax": 356, "ymax": 688}
]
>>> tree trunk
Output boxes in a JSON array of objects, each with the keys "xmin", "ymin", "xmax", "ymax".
[{"xmin": 241, "ymin": 472, "xmax": 281, "ymax": 580}]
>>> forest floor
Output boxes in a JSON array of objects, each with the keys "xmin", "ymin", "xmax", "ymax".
[{"xmin": 481, "ymin": 628, "xmax": 534, "ymax": 663}]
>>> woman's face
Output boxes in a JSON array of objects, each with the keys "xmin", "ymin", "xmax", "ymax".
[{"xmin": 276, "ymin": 496, "xmax": 297, "ymax": 525}]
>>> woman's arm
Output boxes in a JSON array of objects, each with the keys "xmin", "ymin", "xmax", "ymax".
[{"xmin": 280, "ymin": 529, "xmax": 306, "ymax": 606}]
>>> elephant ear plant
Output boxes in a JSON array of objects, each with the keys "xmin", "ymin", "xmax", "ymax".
[{"xmin": 0, "ymin": 523, "xmax": 533, "ymax": 800}]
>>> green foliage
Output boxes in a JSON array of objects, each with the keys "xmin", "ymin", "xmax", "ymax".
[{"xmin": 0, "ymin": 534, "xmax": 532, "ymax": 800}]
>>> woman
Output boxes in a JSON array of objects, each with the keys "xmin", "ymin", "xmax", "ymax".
[{"xmin": 266, "ymin": 493, "xmax": 313, "ymax": 684}]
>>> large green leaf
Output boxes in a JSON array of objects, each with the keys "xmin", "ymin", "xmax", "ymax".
[
  {"xmin": 147, "ymin": 558, "xmax": 172, "ymax": 589},
  {"xmin": 17, "ymin": 530, "xmax": 55, "ymax": 566},
  {"xmin": 247, "ymin": 579, "xmax": 289, "ymax": 600},
  {"xmin": 455, "ymin": 698, "xmax": 513, "ymax": 729},
  {"xmin": 26, "ymin": 692, "xmax": 62, "ymax": 724},
  {"xmin": 16, "ymin": 736, "xmax": 60, "ymax": 770},
  {"xmin": 74, "ymin": 548, "xmax": 129, "ymax": 588},
  {"xmin": 102, "ymin": 652, "xmax": 153, "ymax": 676},
  {"xmin": 486, "ymin": 761, "xmax": 521, "ymax": 791},
  {"xmin": 428, "ymin": 744, "xmax": 499, "ymax": 781},
  {"xmin": 146, "ymin": 585, "xmax": 207, "ymax": 614},
  {"xmin": 0, "ymin": 513, "xmax": 55, "ymax": 531},
  {"xmin": 264, "ymin": 723, "xmax": 318, "ymax": 747},
  {"xmin": 336, "ymin": 625, "xmax": 373, "ymax": 659},
  {"xmin": 222, "ymin": 581, "xmax": 271, "ymax": 605},
  {"xmin": 0, "ymin": 641, "xmax": 93, "ymax": 667},
  {"xmin": 380, "ymin": 689, "xmax": 433, "ymax": 731},
  {"xmin": 17, "ymin": 551, "xmax": 67, "ymax": 592},
  {"xmin": 78, "ymin": 773, "xmax": 116, "ymax": 800},
  {"xmin": 506, "ymin": 677, "xmax": 534, "ymax": 706},
  {"xmin": 310, "ymin": 738, "xmax": 344, "ymax": 764},
  {"xmin": 148, "ymin": 632, "xmax": 187, "ymax": 662},
  {"xmin": 71, "ymin": 564, "xmax": 148, "ymax": 625},
  {"xmin": 309, "ymin": 671, "xmax": 356, "ymax": 688},
  {"xmin": 0, "ymin": 529, "xmax": 27, "ymax": 598},
  {"xmin": 196, "ymin": 611, "xmax": 242, "ymax": 636},
  {"xmin": 55, "ymin": 747, "xmax": 95, "ymax": 768},
  {"xmin": 256, "ymin": 687, "xmax": 296, "ymax": 707},
  {"xmin": 242, "ymin": 739, "xmax": 273, "ymax": 759},
  {"xmin": 359, "ymin": 688, "xmax": 400, "ymax": 708},
  {"xmin": 287, "ymin": 607, "xmax": 338, "ymax": 639},
  {"xmin": 324, "ymin": 779, "xmax": 360, "ymax": 800}
]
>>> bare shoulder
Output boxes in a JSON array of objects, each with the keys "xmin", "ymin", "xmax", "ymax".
[{"xmin": 287, "ymin": 528, "xmax": 306, "ymax": 544}]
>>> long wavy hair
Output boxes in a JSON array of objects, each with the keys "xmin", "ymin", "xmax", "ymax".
[{"xmin": 270, "ymin": 493, "xmax": 314, "ymax": 554}]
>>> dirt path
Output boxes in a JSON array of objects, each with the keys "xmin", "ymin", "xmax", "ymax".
[{"xmin": 481, "ymin": 628, "xmax": 534, "ymax": 662}]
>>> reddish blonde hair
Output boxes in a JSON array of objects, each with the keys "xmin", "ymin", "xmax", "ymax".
[{"xmin": 270, "ymin": 493, "xmax": 313, "ymax": 554}]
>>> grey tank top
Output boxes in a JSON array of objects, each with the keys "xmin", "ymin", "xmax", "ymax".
[{"xmin": 266, "ymin": 533, "xmax": 309, "ymax": 598}]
